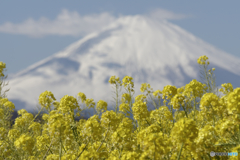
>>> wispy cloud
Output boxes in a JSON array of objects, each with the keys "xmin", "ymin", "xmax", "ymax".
[
  {"xmin": 146, "ymin": 8, "xmax": 192, "ymax": 20},
  {"xmin": 0, "ymin": 9, "xmax": 116, "ymax": 38},
  {"xmin": 0, "ymin": 8, "xmax": 191, "ymax": 38}
]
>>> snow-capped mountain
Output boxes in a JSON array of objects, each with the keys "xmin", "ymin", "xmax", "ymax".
[{"xmin": 7, "ymin": 15, "xmax": 240, "ymax": 113}]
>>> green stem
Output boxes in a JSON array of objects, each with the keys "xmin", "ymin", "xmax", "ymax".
[
  {"xmin": 154, "ymin": 141, "xmax": 156, "ymax": 160},
  {"xmin": 158, "ymin": 98, "xmax": 161, "ymax": 109},
  {"xmin": 97, "ymin": 127, "xmax": 109, "ymax": 152},
  {"xmin": 76, "ymin": 140, "xmax": 90, "ymax": 160},
  {"xmin": 115, "ymin": 84, "xmax": 119, "ymax": 113},
  {"xmin": 177, "ymin": 142, "xmax": 184, "ymax": 160},
  {"xmin": 118, "ymin": 146, "xmax": 123, "ymax": 159},
  {"xmin": 59, "ymin": 132, "xmax": 62, "ymax": 160},
  {"xmin": 129, "ymin": 89, "xmax": 132, "ymax": 110},
  {"xmin": 207, "ymin": 153, "xmax": 212, "ymax": 160},
  {"xmin": 42, "ymin": 139, "xmax": 54, "ymax": 160},
  {"xmin": 149, "ymin": 93, "xmax": 157, "ymax": 110},
  {"xmin": 203, "ymin": 65, "xmax": 211, "ymax": 93},
  {"xmin": 182, "ymin": 105, "xmax": 188, "ymax": 118},
  {"xmin": 145, "ymin": 119, "xmax": 151, "ymax": 126},
  {"xmin": 238, "ymin": 114, "xmax": 240, "ymax": 145},
  {"xmin": 170, "ymin": 104, "xmax": 174, "ymax": 126},
  {"xmin": 31, "ymin": 106, "xmax": 45, "ymax": 124},
  {"xmin": 194, "ymin": 97, "xmax": 196, "ymax": 121},
  {"xmin": 72, "ymin": 126, "xmax": 81, "ymax": 147}
]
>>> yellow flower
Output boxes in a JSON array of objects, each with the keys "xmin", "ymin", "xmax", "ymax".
[
  {"xmin": 76, "ymin": 112, "xmax": 80, "ymax": 117},
  {"xmin": 135, "ymin": 94, "xmax": 147, "ymax": 102},
  {"xmin": 132, "ymin": 100, "xmax": 149, "ymax": 122},
  {"xmin": 122, "ymin": 76, "xmax": 134, "ymax": 91},
  {"xmin": 200, "ymin": 93, "xmax": 220, "ymax": 115},
  {"xmin": 83, "ymin": 115, "xmax": 103, "ymax": 141},
  {"xmin": 85, "ymin": 98, "xmax": 95, "ymax": 109},
  {"xmin": 0, "ymin": 108, "xmax": 4, "ymax": 117},
  {"xmin": 109, "ymin": 75, "xmax": 121, "ymax": 85},
  {"xmin": 46, "ymin": 154, "xmax": 59, "ymax": 160},
  {"xmin": 0, "ymin": 140, "xmax": 9, "ymax": 157},
  {"xmin": 0, "ymin": 61, "xmax": 6, "ymax": 77},
  {"xmin": 137, "ymin": 124, "xmax": 170, "ymax": 158},
  {"xmin": 0, "ymin": 127, "xmax": 7, "ymax": 141},
  {"xmin": 171, "ymin": 117, "xmax": 198, "ymax": 144},
  {"xmin": 140, "ymin": 83, "xmax": 152, "ymax": 93},
  {"xmin": 28, "ymin": 122, "xmax": 41, "ymax": 133},
  {"xmin": 197, "ymin": 55, "xmax": 209, "ymax": 65},
  {"xmin": 14, "ymin": 134, "xmax": 35, "ymax": 153},
  {"xmin": 121, "ymin": 93, "xmax": 131, "ymax": 103},
  {"xmin": 8, "ymin": 129, "xmax": 20, "ymax": 142},
  {"xmin": 58, "ymin": 95, "xmax": 80, "ymax": 114},
  {"xmin": 14, "ymin": 112, "xmax": 34, "ymax": 129},
  {"xmin": 171, "ymin": 93, "xmax": 185, "ymax": 110},
  {"xmin": 119, "ymin": 103, "xmax": 130, "ymax": 115},
  {"xmin": 38, "ymin": 90, "xmax": 56, "ymax": 110},
  {"xmin": 183, "ymin": 79, "xmax": 207, "ymax": 98},
  {"xmin": 42, "ymin": 113, "xmax": 49, "ymax": 121},
  {"xmin": 227, "ymin": 88, "xmax": 240, "ymax": 114},
  {"xmin": 0, "ymin": 99, "xmax": 15, "ymax": 111},
  {"xmin": 121, "ymin": 151, "xmax": 140, "ymax": 159},
  {"xmin": 36, "ymin": 134, "xmax": 50, "ymax": 151},
  {"xmin": 153, "ymin": 90, "xmax": 162, "ymax": 99},
  {"xmin": 150, "ymin": 106, "xmax": 173, "ymax": 123},
  {"xmin": 219, "ymin": 83, "xmax": 233, "ymax": 95},
  {"xmin": 194, "ymin": 124, "xmax": 218, "ymax": 154},
  {"xmin": 62, "ymin": 154, "xmax": 77, "ymax": 160},
  {"xmin": 101, "ymin": 111, "xmax": 121, "ymax": 130},
  {"xmin": 17, "ymin": 109, "xmax": 28, "ymax": 116},
  {"xmin": 77, "ymin": 92, "xmax": 87, "ymax": 103},
  {"xmin": 162, "ymin": 85, "xmax": 177, "ymax": 105},
  {"xmin": 96, "ymin": 100, "xmax": 108, "ymax": 113}
]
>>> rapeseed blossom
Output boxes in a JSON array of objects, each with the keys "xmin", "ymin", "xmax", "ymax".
[
  {"xmin": 1, "ymin": 55, "xmax": 240, "ymax": 159},
  {"xmin": 96, "ymin": 100, "xmax": 108, "ymax": 114},
  {"xmin": 85, "ymin": 98, "xmax": 95, "ymax": 109},
  {"xmin": 171, "ymin": 117, "xmax": 198, "ymax": 144},
  {"xmin": 119, "ymin": 103, "xmax": 130, "ymax": 116},
  {"xmin": 14, "ymin": 134, "xmax": 35, "ymax": 153},
  {"xmin": 171, "ymin": 93, "xmax": 185, "ymax": 110},
  {"xmin": 77, "ymin": 92, "xmax": 87, "ymax": 103},
  {"xmin": 0, "ymin": 98, "xmax": 15, "ymax": 112},
  {"xmin": 0, "ymin": 62, "xmax": 6, "ymax": 77},
  {"xmin": 227, "ymin": 88, "xmax": 240, "ymax": 114},
  {"xmin": 39, "ymin": 90, "xmax": 56, "ymax": 111},
  {"xmin": 153, "ymin": 89, "xmax": 162, "ymax": 99},
  {"xmin": 197, "ymin": 55, "xmax": 209, "ymax": 65},
  {"xmin": 121, "ymin": 93, "xmax": 131, "ymax": 103}
]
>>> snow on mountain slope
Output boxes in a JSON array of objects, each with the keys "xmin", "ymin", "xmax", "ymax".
[{"xmin": 7, "ymin": 15, "xmax": 240, "ymax": 112}]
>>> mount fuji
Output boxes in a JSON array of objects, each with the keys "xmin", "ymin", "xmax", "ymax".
[{"xmin": 6, "ymin": 15, "xmax": 240, "ymax": 113}]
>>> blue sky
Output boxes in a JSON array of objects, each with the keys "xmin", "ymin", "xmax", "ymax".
[{"xmin": 1, "ymin": 0, "xmax": 240, "ymax": 76}]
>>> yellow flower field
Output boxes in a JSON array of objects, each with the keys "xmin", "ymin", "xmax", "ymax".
[{"xmin": 0, "ymin": 55, "xmax": 239, "ymax": 159}]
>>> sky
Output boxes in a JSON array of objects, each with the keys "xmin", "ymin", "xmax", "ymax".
[{"xmin": 0, "ymin": 0, "xmax": 240, "ymax": 78}]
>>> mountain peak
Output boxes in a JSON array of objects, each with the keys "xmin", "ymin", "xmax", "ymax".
[{"xmin": 7, "ymin": 15, "xmax": 240, "ymax": 112}]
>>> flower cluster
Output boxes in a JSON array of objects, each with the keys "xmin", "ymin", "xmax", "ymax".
[
  {"xmin": 197, "ymin": 55, "xmax": 209, "ymax": 65},
  {"xmin": 0, "ymin": 62, "xmax": 6, "ymax": 77}
]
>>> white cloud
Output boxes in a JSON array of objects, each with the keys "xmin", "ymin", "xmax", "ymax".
[
  {"xmin": 0, "ymin": 8, "xmax": 190, "ymax": 38},
  {"xmin": 146, "ymin": 8, "xmax": 192, "ymax": 20},
  {"xmin": 0, "ymin": 9, "xmax": 116, "ymax": 38}
]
